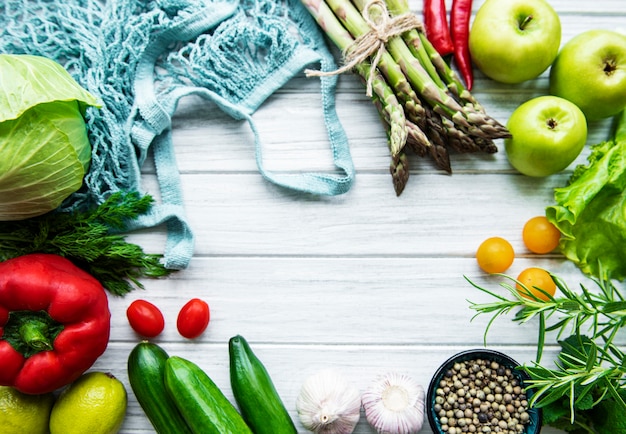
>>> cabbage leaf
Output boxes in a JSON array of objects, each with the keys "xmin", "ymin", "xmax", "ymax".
[
  {"xmin": 546, "ymin": 110, "xmax": 626, "ymax": 280},
  {"xmin": 0, "ymin": 54, "xmax": 99, "ymax": 121},
  {"xmin": 0, "ymin": 54, "xmax": 100, "ymax": 220}
]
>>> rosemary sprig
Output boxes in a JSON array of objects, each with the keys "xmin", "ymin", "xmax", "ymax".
[
  {"xmin": 467, "ymin": 273, "xmax": 626, "ymax": 360},
  {"xmin": 0, "ymin": 191, "xmax": 172, "ymax": 295},
  {"xmin": 466, "ymin": 271, "xmax": 626, "ymax": 433},
  {"xmin": 522, "ymin": 335, "xmax": 626, "ymax": 418}
]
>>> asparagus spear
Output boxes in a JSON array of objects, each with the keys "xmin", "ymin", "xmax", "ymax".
[
  {"xmin": 406, "ymin": 120, "xmax": 451, "ymax": 172},
  {"xmin": 370, "ymin": 83, "xmax": 453, "ymax": 176},
  {"xmin": 368, "ymin": 67, "xmax": 456, "ymax": 192},
  {"xmin": 390, "ymin": 150, "xmax": 410, "ymax": 195},
  {"xmin": 301, "ymin": 0, "xmax": 508, "ymax": 193},
  {"xmin": 356, "ymin": 0, "xmax": 504, "ymax": 152},
  {"xmin": 352, "ymin": 19, "xmax": 453, "ymax": 168},
  {"xmin": 366, "ymin": 63, "xmax": 409, "ymax": 157},
  {"xmin": 369, "ymin": 88, "xmax": 410, "ymax": 195},
  {"xmin": 440, "ymin": 117, "xmax": 483, "ymax": 153},
  {"xmin": 304, "ymin": 0, "xmax": 431, "ymax": 123},
  {"xmin": 385, "ymin": 0, "xmax": 467, "ymax": 98},
  {"xmin": 416, "ymin": 30, "xmax": 475, "ymax": 103},
  {"xmin": 302, "ymin": 0, "xmax": 409, "ymax": 156},
  {"xmin": 329, "ymin": 0, "xmax": 464, "ymax": 114},
  {"xmin": 303, "ymin": 0, "xmax": 451, "ymax": 164},
  {"xmin": 367, "ymin": 65, "xmax": 450, "ymax": 189},
  {"xmin": 385, "ymin": 0, "xmax": 507, "ymax": 143},
  {"xmin": 348, "ymin": 0, "xmax": 511, "ymax": 140}
]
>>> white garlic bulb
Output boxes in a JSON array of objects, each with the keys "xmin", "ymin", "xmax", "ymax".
[
  {"xmin": 296, "ymin": 368, "xmax": 361, "ymax": 434},
  {"xmin": 361, "ymin": 372, "xmax": 425, "ymax": 434}
]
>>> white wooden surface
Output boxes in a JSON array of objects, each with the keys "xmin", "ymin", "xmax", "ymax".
[{"xmin": 93, "ymin": 1, "xmax": 626, "ymax": 432}]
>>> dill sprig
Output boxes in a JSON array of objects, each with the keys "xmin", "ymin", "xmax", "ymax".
[{"xmin": 0, "ymin": 191, "xmax": 172, "ymax": 295}]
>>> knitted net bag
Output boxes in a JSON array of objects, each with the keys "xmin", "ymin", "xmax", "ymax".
[{"xmin": 0, "ymin": 0, "xmax": 355, "ymax": 268}]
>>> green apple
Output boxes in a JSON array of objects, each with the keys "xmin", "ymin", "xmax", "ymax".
[
  {"xmin": 550, "ymin": 29, "xmax": 626, "ymax": 121},
  {"xmin": 505, "ymin": 96, "xmax": 587, "ymax": 177},
  {"xmin": 469, "ymin": 0, "xmax": 561, "ymax": 84}
]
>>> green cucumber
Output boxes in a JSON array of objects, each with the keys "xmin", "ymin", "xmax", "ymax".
[
  {"xmin": 127, "ymin": 341, "xmax": 193, "ymax": 434},
  {"xmin": 228, "ymin": 335, "xmax": 297, "ymax": 434},
  {"xmin": 164, "ymin": 356, "xmax": 253, "ymax": 434}
]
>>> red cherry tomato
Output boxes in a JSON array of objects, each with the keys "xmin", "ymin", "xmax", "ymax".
[
  {"xmin": 177, "ymin": 298, "xmax": 210, "ymax": 339},
  {"xmin": 126, "ymin": 299, "xmax": 165, "ymax": 338}
]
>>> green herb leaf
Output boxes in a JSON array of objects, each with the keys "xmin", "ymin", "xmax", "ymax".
[
  {"xmin": 467, "ymin": 272, "xmax": 626, "ymax": 433},
  {"xmin": 0, "ymin": 191, "xmax": 172, "ymax": 295},
  {"xmin": 589, "ymin": 395, "xmax": 626, "ymax": 434}
]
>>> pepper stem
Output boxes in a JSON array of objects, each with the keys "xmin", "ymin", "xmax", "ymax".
[
  {"xmin": 20, "ymin": 318, "xmax": 55, "ymax": 352},
  {"xmin": 2, "ymin": 310, "xmax": 64, "ymax": 358}
]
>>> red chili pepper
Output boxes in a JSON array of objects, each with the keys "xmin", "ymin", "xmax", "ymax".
[
  {"xmin": 450, "ymin": 0, "xmax": 474, "ymax": 90},
  {"xmin": 0, "ymin": 254, "xmax": 110, "ymax": 394},
  {"xmin": 423, "ymin": 0, "xmax": 454, "ymax": 56}
]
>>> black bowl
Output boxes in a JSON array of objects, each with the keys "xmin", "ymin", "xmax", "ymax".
[{"xmin": 426, "ymin": 349, "xmax": 542, "ymax": 434}]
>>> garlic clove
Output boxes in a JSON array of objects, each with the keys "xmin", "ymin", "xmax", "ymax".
[
  {"xmin": 296, "ymin": 368, "xmax": 361, "ymax": 434},
  {"xmin": 362, "ymin": 372, "xmax": 425, "ymax": 434}
]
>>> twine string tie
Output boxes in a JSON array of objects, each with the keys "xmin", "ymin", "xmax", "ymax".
[{"xmin": 305, "ymin": 0, "xmax": 423, "ymax": 97}]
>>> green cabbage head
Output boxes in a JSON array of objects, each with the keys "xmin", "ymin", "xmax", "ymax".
[{"xmin": 0, "ymin": 54, "xmax": 100, "ymax": 220}]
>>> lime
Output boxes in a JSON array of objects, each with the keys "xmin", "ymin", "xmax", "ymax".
[
  {"xmin": 49, "ymin": 371, "xmax": 127, "ymax": 434},
  {"xmin": 0, "ymin": 386, "xmax": 54, "ymax": 434}
]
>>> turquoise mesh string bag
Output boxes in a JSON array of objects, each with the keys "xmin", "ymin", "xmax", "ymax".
[{"xmin": 0, "ymin": 0, "xmax": 355, "ymax": 269}]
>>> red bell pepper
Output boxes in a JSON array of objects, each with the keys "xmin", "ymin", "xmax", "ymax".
[{"xmin": 0, "ymin": 254, "xmax": 111, "ymax": 394}]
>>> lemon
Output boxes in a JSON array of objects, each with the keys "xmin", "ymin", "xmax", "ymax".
[
  {"xmin": 0, "ymin": 386, "xmax": 54, "ymax": 434},
  {"xmin": 49, "ymin": 371, "xmax": 127, "ymax": 434}
]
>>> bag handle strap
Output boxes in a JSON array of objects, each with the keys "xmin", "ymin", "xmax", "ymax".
[
  {"xmin": 252, "ymin": 67, "xmax": 355, "ymax": 196},
  {"xmin": 131, "ymin": 4, "xmax": 355, "ymax": 269}
]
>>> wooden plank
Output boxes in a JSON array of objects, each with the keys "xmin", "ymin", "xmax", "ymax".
[
  {"xmin": 131, "ymin": 171, "xmax": 573, "ymax": 257},
  {"xmin": 111, "ymin": 257, "xmax": 605, "ymax": 346}
]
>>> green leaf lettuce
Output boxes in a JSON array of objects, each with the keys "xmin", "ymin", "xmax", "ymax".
[{"xmin": 546, "ymin": 110, "xmax": 626, "ymax": 281}]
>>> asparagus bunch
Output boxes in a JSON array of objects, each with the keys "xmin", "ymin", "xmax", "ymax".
[{"xmin": 302, "ymin": 0, "xmax": 510, "ymax": 195}]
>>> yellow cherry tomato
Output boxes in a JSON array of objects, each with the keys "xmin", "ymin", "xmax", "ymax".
[
  {"xmin": 476, "ymin": 237, "xmax": 515, "ymax": 273},
  {"xmin": 516, "ymin": 267, "xmax": 557, "ymax": 301},
  {"xmin": 522, "ymin": 216, "xmax": 561, "ymax": 254}
]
